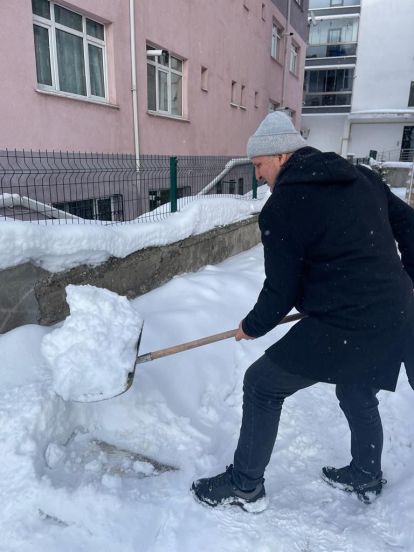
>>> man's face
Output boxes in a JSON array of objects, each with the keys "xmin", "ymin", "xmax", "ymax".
[{"xmin": 252, "ymin": 154, "xmax": 288, "ymax": 191}]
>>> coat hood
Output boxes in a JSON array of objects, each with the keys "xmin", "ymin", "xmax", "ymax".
[{"xmin": 277, "ymin": 146, "xmax": 359, "ymax": 187}]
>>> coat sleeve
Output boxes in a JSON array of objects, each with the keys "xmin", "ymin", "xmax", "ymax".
[
  {"xmin": 242, "ymin": 192, "xmax": 305, "ymax": 338},
  {"xmin": 357, "ymin": 164, "xmax": 414, "ymax": 286},
  {"xmin": 384, "ymin": 183, "xmax": 414, "ymax": 285}
]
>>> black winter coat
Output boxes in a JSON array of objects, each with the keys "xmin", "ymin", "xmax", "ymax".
[{"xmin": 242, "ymin": 147, "xmax": 414, "ymax": 391}]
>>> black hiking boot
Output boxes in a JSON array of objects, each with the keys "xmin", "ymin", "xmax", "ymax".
[
  {"xmin": 191, "ymin": 465, "xmax": 268, "ymax": 512},
  {"xmin": 321, "ymin": 462, "xmax": 386, "ymax": 504}
]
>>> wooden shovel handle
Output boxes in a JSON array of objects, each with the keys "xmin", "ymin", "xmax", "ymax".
[{"xmin": 135, "ymin": 312, "xmax": 304, "ymax": 365}]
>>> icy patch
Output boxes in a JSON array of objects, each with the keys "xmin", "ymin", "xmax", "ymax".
[{"xmin": 41, "ymin": 285, "xmax": 143, "ymax": 402}]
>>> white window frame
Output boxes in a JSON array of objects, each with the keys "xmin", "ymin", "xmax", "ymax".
[
  {"xmin": 290, "ymin": 43, "xmax": 299, "ymax": 74},
  {"xmin": 271, "ymin": 22, "xmax": 282, "ymax": 61},
  {"xmin": 147, "ymin": 48, "xmax": 183, "ymax": 117},
  {"xmin": 32, "ymin": 2, "xmax": 108, "ymax": 102},
  {"xmin": 328, "ymin": 28, "xmax": 342, "ymax": 44}
]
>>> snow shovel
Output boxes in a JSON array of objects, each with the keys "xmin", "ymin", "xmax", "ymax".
[{"xmin": 113, "ymin": 312, "xmax": 305, "ymax": 400}]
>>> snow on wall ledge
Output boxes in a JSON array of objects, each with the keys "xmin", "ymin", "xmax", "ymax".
[{"xmin": 0, "ymin": 195, "xmax": 268, "ymax": 273}]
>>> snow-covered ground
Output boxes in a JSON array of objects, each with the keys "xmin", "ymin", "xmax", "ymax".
[
  {"xmin": 1, "ymin": 243, "xmax": 414, "ymax": 552},
  {"xmin": 1, "ymin": 187, "xmax": 413, "ymax": 551}
]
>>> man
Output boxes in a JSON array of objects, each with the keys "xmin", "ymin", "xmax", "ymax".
[{"xmin": 191, "ymin": 111, "xmax": 414, "ymax": 512}]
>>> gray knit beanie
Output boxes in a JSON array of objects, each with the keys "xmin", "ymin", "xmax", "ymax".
[{"xmin": 246, "ymin": 111, "xmax": 307, "ymax": 159}]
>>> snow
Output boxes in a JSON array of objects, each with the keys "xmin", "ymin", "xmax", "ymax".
[
  {"xmin": 0, "ymin": 190, "xmax": 269, "ymax": 273},
  {"xmin": 1, "ymin": 243, "xmax": 414, "ymax": 551},
  {"xmin": 41, "ymin": 285, "xmax": 143, "ymax": 402},
  {"xmin": 381, "ymin": 162, "xmax": 413, "ymax": 169},
  {"xmin": 391, "ymin": 187, "xmax": 408, "ymax": 200}
]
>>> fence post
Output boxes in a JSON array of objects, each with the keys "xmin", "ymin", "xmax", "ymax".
[
  {"xmin": 252, "ymin": 168, "xmax": 258, "ymax": 199},
  {"xmin": 170, "ymin": 156, "xmax": 178, "ymax": 213}
]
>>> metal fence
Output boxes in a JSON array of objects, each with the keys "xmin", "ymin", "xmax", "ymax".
[
  {"xmin": 377, "ymin": 149, "xmax": 414, "ymax": 163},
  {"xmin": 0, "ymin": 150, "xmax": 257, "ymax": 224}
]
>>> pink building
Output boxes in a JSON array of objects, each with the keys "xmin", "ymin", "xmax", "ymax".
[{"xmin": 0, "ymin": 0, "xmax": 309, "ymax": 156}]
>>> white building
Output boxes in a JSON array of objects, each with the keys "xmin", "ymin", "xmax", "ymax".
[{"xmin": 302, "ymin": 0, "xmax": 414, "ymax": 161}]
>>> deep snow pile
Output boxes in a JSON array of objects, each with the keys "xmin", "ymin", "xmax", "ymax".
[
  {"xmin": 41, "ymin": 285, "xmax": 143, "ymax": 402},
  {"xmin": 1, "ymin": 245, "xmax": 414, "ymax": 552}
]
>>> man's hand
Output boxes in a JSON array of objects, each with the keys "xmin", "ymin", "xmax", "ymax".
[{"xmin": 235, "ymin": 321, "xmax": 255, "ymax": 341}]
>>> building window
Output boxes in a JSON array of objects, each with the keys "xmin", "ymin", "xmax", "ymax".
[
  {"xmin": 240, "ymin": 85, "xmax": 246, "ymax": 108},
  {"xmin": 231, "ymin": 81, "xmax": 238, "ymax": 105},
  {"xmin": 147, "ymin": 46, "xmax": 183, "ymax": 116},
  {"xmin": 401, "ymin": 126, "xmax": 414, "ymax": 161},
  {"xmin": 271, "ymin": 23, "xmax": 282, "ymax": 61},
  {"xmin": 290, "ymin": 44, "xmax": 299, "ymax": 74},
  {"xmin": 254, "ymin": 91, "xmax": 259, "ymax": 108},
  {"xmin": 328, "ymin": 28, "xmax": 342, "ymax": 43},
  {"xmin": 53, "ymin": 195, "xmax": 124, "ymax": 222},
  {"xmin": 238, "ymin": 177, "xmax": 244, "ymax": 195},
  {"xmin": 228, "ymin": 180, "xmax": 236, "ymax": 194},
  {"xmin": 261, "ymin": 3, "xmax": 266, "ymax": 20},
  {"xmin": 149, "ymin": 186, "xmax": 191, "ymax": 211},
  {"xmin": 303, "ymin": 68, "xmax": 354, "ymax": 107},
  {"xmin": 307, "ymin": 17, "xmax": 359, "ymax": 59},
  {"xmin": 408, "ymin": 82, "xmax": 414, "ymax": 107},
  {"xmin": 201, "ymin": 66, "xmax": 208, "ymax": 91},
  {"xmin": 330, "ymin": 0, "xmax": 344, "ymax": 5},
  {"xmin": 32, "ymin": 0, "xmax": 107, "ymax": 100}
]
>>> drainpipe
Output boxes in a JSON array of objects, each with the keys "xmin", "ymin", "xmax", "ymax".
[
  {"xmin": 129, "ymin": 0, "xmax": 140, "ymax": 164},
  {"xmin": 281, "ymin": 0, "xmax": 292, "ymax": 109}
]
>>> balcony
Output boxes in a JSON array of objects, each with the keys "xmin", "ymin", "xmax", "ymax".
[
  {"xmin": 306, "ymin": 42, "xmax": 357, "ymax": 58},
  {"xmin": 303, "ymin": 92, "xmax": 352, "ymax": 107}
]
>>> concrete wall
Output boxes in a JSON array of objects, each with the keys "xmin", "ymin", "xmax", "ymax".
[{"xmin": 0, "ymin": 216, "xmax": 260, "ymax": 334}]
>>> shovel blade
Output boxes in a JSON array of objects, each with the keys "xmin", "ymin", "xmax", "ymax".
[{"xmin": 70, "ymin": 324, "xmax": 144, "ymax": 403}]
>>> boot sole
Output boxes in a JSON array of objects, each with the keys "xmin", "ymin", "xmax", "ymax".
[
  {"xmin": 191, "ymin": 488, "xmax": 269, "ymax": 513},
  {"xmin": 321, "ymin": 472, "xmax": 384, "ymax": 504}
]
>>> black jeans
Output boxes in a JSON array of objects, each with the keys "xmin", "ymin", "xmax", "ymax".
[{"xmin": 232, "ymin": 354, "xmax": 383, "ymax": 491}]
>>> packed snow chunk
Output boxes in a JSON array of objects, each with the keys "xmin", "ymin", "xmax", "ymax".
[{"xmin": 41, "ymin": 285, "xmax": 143, "ymax": 402}]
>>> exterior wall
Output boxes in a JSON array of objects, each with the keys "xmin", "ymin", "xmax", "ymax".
[
  {"xmin": 347, "ymin": 0, "xmax": 414, "ymax": 156},
  {"xmin": 348, "ymin": 123, "xmax": 407, "ymax": 159},
  {"xmin": 135, "ymin": 0, "xmax": 308, "ymax": 155},
  {"xmin": 352, "ymin": 0, "xmax": 414, "ymax": 112},
  {"xmin": 0, "ymin": 0, "xmax": 134, "ymax": 153},
  {"xmin": 302, "ymin": 113, "xmax": 347, "ymax": 152},
  {"xmin": 0, "ymin": 0, "xmax": 309, "ymax": 156}
]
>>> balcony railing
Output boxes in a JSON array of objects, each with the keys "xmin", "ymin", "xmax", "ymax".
[
  {"xmin": 378, "ymin": 149, "xmax": 414, "ymax": 163},
  {"xmin": 306, "ymin": 43, "xmax": 357, "ymax": 59},
  {"xmin": 303, "ymin": 92, "xmax": 352, "ymax": 107}
]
